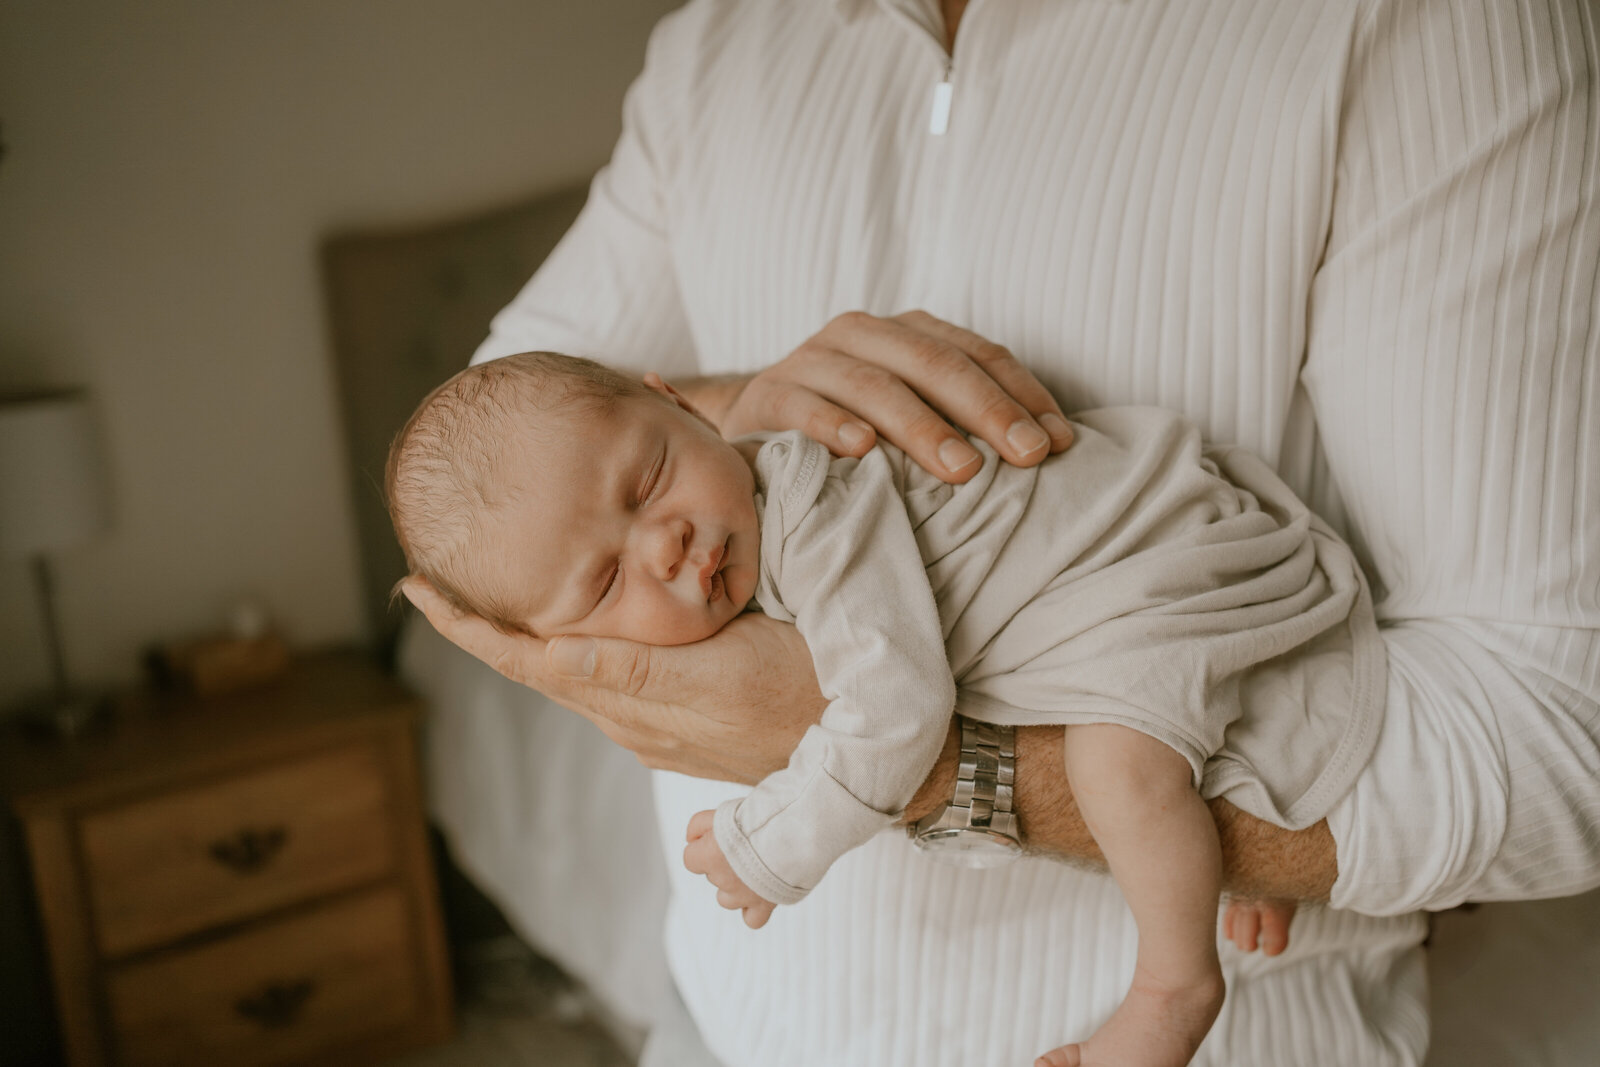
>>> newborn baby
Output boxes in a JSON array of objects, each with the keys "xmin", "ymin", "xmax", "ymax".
[{"xmin": 387, "ymin": 352, "xmax": 1384, "ymax": 1067}]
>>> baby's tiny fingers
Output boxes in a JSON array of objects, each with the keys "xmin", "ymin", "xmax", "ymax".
[
  {"xmin": 686, "ymin": 809, "xmax": 716, "ymax": 841},
  {"xmin": 743, "ymin": 901, "xmax": 775, "ymax": 929},
  {"xmin": 683, "ymin": 837, "xmax": 715, "ymax": 876}
]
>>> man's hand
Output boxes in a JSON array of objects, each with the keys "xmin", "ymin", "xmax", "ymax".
[
  {"xmin": 684, "ymin": 809, "xmax": 777, "ymax": 929},
  {"xmin": 688, "ymin": 310, "xmax": 1075, "ymax": 483},
  {"xmin": 401, "ymin": 578, "xmax": 825, "ymax": 784}
]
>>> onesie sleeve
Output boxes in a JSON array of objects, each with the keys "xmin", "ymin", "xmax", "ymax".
[{"xmin": 713, "ymin": 442, "xmax": 956, "ymax": 906}]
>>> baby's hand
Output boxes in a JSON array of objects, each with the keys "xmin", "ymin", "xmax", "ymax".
[
  {"xmin": 1223, "ymin": 897, "xmax": 1298, "ymax": 956},
  {"xmin": 683, "ymin": 809, "xmax": 777, "ymax": 929}
]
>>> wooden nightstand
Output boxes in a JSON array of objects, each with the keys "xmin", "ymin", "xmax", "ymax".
[{"xmin": 1, "ymin": 651, "xmax": 453, "ymax": 1067}]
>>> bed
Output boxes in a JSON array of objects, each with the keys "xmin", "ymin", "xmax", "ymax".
[{"xmin": 320, "ymin": 183, "xmax": 1600, "ymax": 1066}]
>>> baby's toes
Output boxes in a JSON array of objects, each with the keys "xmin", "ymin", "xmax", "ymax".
[
  {"xmin": 1225, "ymin": 902, "xmax": 1262, "ymax": 952},
  {"xmin": 1259, "ymin": 902, "xmax": 1297, "ymax": 956}
]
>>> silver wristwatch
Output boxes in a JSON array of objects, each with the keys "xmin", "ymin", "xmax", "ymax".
[{"xmin": 908, "ymin": 717, "xmax": 1023, "ymax": 868}]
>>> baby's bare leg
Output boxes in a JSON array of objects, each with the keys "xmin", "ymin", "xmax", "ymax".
[{"xmin": 1036, "ymin": 724, "xmax": 1224, "ymax": 1067}]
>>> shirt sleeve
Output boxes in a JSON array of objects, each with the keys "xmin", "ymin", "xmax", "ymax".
[
  {"xmin": 1306, "ymin": 0, "xmax": 1600, "ymax": 912},
  {"xmin": 713, "ymin": 446, "xmax": 957, "ymax": 906},
  {"xmin": 469, "ymin": 3, "xmax": 700, "ymax": 376}
]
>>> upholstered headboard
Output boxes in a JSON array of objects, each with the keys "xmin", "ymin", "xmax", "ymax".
[{"xmin": 321, "ymin": 183, "xmax": 589, "ymax": 656}]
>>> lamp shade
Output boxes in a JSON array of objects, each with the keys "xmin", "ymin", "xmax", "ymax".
[{"xmin": 0, "ymin": 389, "xmax": 112, "ymax": 557}]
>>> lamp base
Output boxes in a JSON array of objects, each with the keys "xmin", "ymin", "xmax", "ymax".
[{"xmin": 18, "ymin": 691, "xmax": 111, "ymax": 740}]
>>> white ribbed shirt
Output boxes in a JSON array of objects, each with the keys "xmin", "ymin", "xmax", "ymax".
[{"xmin": 474, "ymin": 0, "xmax": 1599, "ymax": 1062}]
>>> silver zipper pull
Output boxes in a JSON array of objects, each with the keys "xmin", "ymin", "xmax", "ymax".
[{"xmin": 929, "ymin": 63, "xmax": 953, "ymax": 135}]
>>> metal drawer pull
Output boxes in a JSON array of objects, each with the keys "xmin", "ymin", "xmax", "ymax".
[
  {"xmin": 234, "ymin": 978, "xmax": 316, "ymax": 1028},
  {"xmin": 207, "ymin": 825, "xmax": 288, "ymax": 873}
]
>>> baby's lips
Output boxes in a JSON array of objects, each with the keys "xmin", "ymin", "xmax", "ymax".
[{"xmin": 696, "ymin": 540, "xmax": 728, "ymax": 599}]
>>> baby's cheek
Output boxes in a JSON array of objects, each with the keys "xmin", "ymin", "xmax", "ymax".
[{"xmin": 626, "ymin": 598, "xmax": 722, "ymax": 646}]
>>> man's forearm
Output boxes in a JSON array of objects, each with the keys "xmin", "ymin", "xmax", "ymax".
[{"xmin": 903, "ymin": 720, "xmax": 1339, "ymax": 902}]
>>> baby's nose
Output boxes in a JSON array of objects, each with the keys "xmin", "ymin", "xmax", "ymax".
[{"xmin": 646, "ymin": 519, "xmax": 692, "ymax": 580}]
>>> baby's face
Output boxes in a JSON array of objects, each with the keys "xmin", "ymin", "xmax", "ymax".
[{"xmin": 486, "ymin": 383, "xmax": 759, "ymax": 646}]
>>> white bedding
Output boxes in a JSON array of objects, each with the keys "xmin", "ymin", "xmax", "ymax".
[{"xmin": 399, "ymin": 620, "xmax": 1600, "ymax": 1065}]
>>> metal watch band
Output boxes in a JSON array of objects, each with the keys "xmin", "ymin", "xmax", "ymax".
[
  {"xmin": 909, "ymin": 716, "xmax": 1019, "ymax": 844},
  {"xmin": 953, "ymin": 717, "xmax": 1018, "ymax": 838}
]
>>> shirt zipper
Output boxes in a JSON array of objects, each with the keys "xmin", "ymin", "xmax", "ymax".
[{"xmin": 929, "ymin": 57, "xmax": 954, "ymax": 135}]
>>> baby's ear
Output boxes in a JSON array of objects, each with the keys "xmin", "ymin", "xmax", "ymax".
[{"xmin": 643, "ymin": 372, "xmax": 704, "ymax": 418}]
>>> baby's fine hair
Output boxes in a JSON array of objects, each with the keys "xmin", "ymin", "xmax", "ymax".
[{"xmin": 385, "ymin": 351, "xmax": 656, "ymax": 634}]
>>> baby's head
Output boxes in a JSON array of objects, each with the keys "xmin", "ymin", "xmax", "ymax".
[{"xmin": 387, "ymin": 352, "xmax": 759, "ymax": 646}]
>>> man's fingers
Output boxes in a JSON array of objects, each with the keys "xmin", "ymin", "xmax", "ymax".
[
  {"xmin": 723, "ymin": 310, "xmax": 1072, "ymax": 483},
  {"xmin": 401, "ymin": 576, "xmax": 457, "ymax": 621},
  {"xmin": 897, "ymin": 312, "xmax": 1076, "ymax": 452},
  {"xmin": 833, "ymin": 312, "xmax": 1065, "ymax": 469},
  {"xmin": 562, "ymin": 628, "xmax": 745, "ymax": 714},
  {"xmin": 746, "ymin": 341, "xmax": 981, "ymax": 480},
  {"xmin": 548, "ymin": 633, "xmax": 662, "ymax": 705},
  {"xmin": 402, "ymin": 578, "xmax": 547, "ymax": 689},
  {"xmin": 402, "ymin": 583, "xmax": 681, "ymax": 762},
  {"xmin": 726, "ymin": 361, "xmax": 879, "ymax": 457}
]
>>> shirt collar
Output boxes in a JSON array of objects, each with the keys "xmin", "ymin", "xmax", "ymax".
[
  {"xmin": 831, "ymin": 0, "xmax": 936, "ymax": 24},
  {"xmin": 833, "ymin": 0, "xmax": 1132, "ymax": 18}
]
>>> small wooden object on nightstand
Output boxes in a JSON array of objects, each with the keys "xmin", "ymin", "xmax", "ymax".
[{"xmin": 1, "ymin": 650, "xmax": 454, "ymax": 1067}]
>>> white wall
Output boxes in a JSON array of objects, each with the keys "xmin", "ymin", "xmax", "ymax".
[{"xmin": 0, "ymin": 0, "xmax": 680, "ymax": 705}]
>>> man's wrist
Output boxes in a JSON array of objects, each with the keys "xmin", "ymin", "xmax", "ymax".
[
  {"xmin": 906, "ymin": 718, "xmax": 1336, "ymax": 899},
  {"xmin": 1009, "ymin": 723, "xmax": 1100, "ymax": 861},
  {"xmin": 902, "ymin": 719, "xmax": 1077, "ymax": 848},
  {"xmin": 901, "ymin": 718, "xmax": 961, "ymax": 827}
]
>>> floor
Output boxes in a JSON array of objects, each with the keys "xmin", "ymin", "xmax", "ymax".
[{"xmin": 390, "ymin": 935, "xmax": 636, "ymax": 1067}]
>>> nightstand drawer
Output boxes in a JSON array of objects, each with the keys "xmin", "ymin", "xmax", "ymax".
[
  {"xmin": 106, "ymin": 886, "xmax": 419, "ymax": 1067},
  {"xmin": 80, "ymin": 744, "xmax": 396, "ymax": 956}
]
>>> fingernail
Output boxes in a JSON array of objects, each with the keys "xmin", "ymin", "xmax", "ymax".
[
  {"xmin": 1006, "ymin": 419, "xmax": 1050, "ymax": 457},
  {"xmin": 838, "ymin": 422, "xmax": 871, "ymax": 450},
  {"xmin": 938, "ymin": 437, "xmax": 981, "ymax": 473},
  {"xmin": 548, "ymin": 635, "xmax": 595, "ymax": 677},
  {"xmin": 1039, "ymin": 412, "xmax": 1073, "ymax": 444}
]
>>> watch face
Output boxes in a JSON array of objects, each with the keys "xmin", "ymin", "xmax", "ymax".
[{"xmin": 914, "ymin": 828, "xmax": 1022, "ymax": 869}]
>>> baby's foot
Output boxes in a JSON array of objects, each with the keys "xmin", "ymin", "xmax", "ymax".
[
  {"xmin": 1223, "ymin": 898, "xmax": 1297, "ymax": 956},
  {"xmin": 1034, "ymin": 964, "xmax": 1224, "ymax": 1067}
]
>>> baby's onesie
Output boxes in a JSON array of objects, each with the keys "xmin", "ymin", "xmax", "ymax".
[{"xmin": 712, "ymin": 407, "xmax": 1385, "ymax": 907}]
